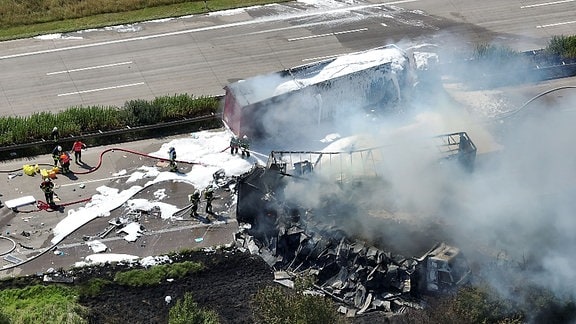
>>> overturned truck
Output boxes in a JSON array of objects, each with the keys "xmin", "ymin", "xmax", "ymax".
[
  {"xmin": 223, "ymin": 45, "xmax": 415, "ymax": 141},
  {"xmin": 234, "ymin": 132, "xmax": 474, "ymax": 314}
]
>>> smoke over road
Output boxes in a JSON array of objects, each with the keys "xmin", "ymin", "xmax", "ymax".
[{"xmin": 234, "ymin": 40, "xmax": 576, "ymax": 318}]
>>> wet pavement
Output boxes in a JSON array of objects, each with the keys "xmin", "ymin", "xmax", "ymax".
[{"xmin": 0, "ymin": 134, "xmax": 240, "ymax": 278}]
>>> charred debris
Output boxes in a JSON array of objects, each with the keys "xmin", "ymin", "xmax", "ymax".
[{"xmin": 233, "ymin": 132, "xmax": 475, "ymax": 315}]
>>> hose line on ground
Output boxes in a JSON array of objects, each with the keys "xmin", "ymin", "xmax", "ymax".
[
  {"xmin": 5, "ymin": 146, "xmax": 238, "ymax": 212},
  {"xmin": 71, "ymin": 147, "xmax": 204, "ymax": 175}
]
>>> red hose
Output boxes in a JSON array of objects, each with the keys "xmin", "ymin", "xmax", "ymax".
[
  {"xmin": 72, "ymin": 147, "xmax": 204, "ymax": 175},
  {"xmin": 14, "ymin": 146, "xmax": 230, "ymax": 212}
]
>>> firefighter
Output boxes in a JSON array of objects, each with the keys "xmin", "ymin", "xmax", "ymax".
[
  {"xmin": 40, "ymin": 178, "xmax": 56, "ymax": 207},
  {"xmin": 168, "ymin": 147, "xmax": 177, "ymax": 172},
  {"xmin": 71, "ymin": 139, "xmax": 87, "ymax": 163},
  {"xmin": 239, "ymin": 135, "xmax": 250, "ymax": 158},
  {"xmin": 229, "ymin": 136, "xmax": 239, "ymax": 155},
  {"xmin": 189, "ymin": 189, "xmax": 201, "ymax": 217},
  {"xmin": 59, "ymin": 151, "xmax": 71, "ymax": 174},
  {"xmin": 51, "ymin": 127, "xmax": 59, "ymax": 142},
  {"xmin": 51, "ymin": 145, "xmax": 62, "ymax": 167},
  {"xmin": 204, "ymin": 187, "xmax": 214, "ymax": 214}
]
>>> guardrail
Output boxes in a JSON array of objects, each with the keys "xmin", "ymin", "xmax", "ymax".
[{"xmin": 0, "ymin": 113, "xmax": 222, "ymax": 161}]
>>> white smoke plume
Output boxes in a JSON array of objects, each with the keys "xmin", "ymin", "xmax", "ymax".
[{"xmin": 237, "ymin": 39, "xmax": 576, "ymax": 314}]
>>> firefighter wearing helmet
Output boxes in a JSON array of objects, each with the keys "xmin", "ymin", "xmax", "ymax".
[
  {"xmin": 40, "ymin": 177, "xmax": 56, "ymax": 207},
  {"xmin": 51, "ymin": 145, "xmax": 63, "ymax": 167},
  {"xmin": 168, "ymin": 147, "xmax": 177, "ymax": 172},
  {"xmin": 204, "ymin": 186, "xmax": 215, "ymax": 214},
  {"xmin": 239, "ymin": 135, "xmax": 250, "ymax": 158},
  {"xmin": 188, "ymin": 189, "xmax": 201, "ymax": 217}
]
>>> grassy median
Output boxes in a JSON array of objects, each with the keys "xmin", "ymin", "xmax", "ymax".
[{"xmin": 0, "ymin": 0, "xmax": 290, "ymax": 41}]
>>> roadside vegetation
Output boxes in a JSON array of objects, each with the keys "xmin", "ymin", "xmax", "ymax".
[
  {"xmin": 77, "ymin": 261, "xmax": 204, "ymax": 296},
  {"xmin": 168, "ymin": 292, "xmax": 220, "ymax": 324},
  {"xmin": 114, "ymin": 260, "xmax": 204, "ymax": 286},
  {"xmin": 472, "ymin": 35, "xmax": 576, "ymax": 66},
  {"xmin": 0, "ymin": 285, "xmax": 88, "ymax": 323},
  {"xmin": 546, "ymin": 35, "xmax": 576, "ymax": 60},
  {"xmin": 0, "ymin": 94, "xmax": 219, "ymax": 147},
  {"xmin": 1, "ymin": 1, "xmax": 576, "ymax": 324},
  {"xmin": 461, "ymin": 35, "xmax": 576, "ymax": 88},
  {"xmin": 2, "ymin": 250, "xmax": 576, "ymax": 323},
  {"xmin": 252, "ymin": 285, "xmax": 345, "ymax": 324},
  {"xmin": 0, "ymin": 0, "xmax": 289, "ymax": 41}
]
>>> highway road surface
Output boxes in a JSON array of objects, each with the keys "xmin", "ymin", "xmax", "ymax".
[{"xmin": 0, "ymin": 0, "xmax": 574, "ymax": 116}]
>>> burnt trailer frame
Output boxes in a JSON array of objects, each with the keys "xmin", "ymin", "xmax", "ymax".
[
  {"xmin": 236, "ymin": 131, "xmax": 477, "ymax": 225},
  {"xmin": 222, "ymin": 45, "xmax": 414, "ymax": 140}
]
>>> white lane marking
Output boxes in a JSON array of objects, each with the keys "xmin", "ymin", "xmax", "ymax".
[
  {"xmin": 59, "ymin": 174, "xmax": 132, "ymax": 187},
  {"xmin": 536, "ymin": 20, "xmax": 576, "ymax": 28},
  {"xmin": 288, "ymin": 28, "xmax": 368, "ymax": 41},
  {"xmin": 302, "ymin": 53, "xmax": 343, "ymax": 62},
  {"xmin": 0, "ymin": 0, "xmax": 419, "ymax": 60},
  {"xmin": 47, "ymin": 61, "xmax": 132, "ymax": 76},
  {"xmin": 246, "ymin": 21, "xmax": 335, "ymax": 36},
  {"xmin": 57, "ymin": 82, "xmax": 144, "ymax": 96},
  {"xmin": 521, "ymin": 0, "xmax": 574, "ymax": 9}
]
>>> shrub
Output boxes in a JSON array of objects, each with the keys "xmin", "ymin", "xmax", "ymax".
[
  {"xmin": 251, "ymin": 285, "xmax": 345, "ymax": 324},
  {"xmin": 0, "ymin": 284, "xmax": 88, "ymax": 323},
  {"xmin": 114, "ymin": 261, "xmax": 204, "ymax": 287},
  {"xmin": 473, "ymin": 43, "xmax": 522, "ymax": 66},
  {"xmin": 124, "ymin": 99, "xmax": 163, "ymax": 126},
  {"xmin": 0, "ymin": 93, "xmax": 219, "ymax": 146},
  {"xmin": 77, "ymin": 278, "xmax": 113, "ymax": 297},
  {"xmin": 546, "ymin": 35, "xmax": 576, "ymax": 60},
  {"xmin": 168, "ymin": 292, "xmax": 220, "ymax": 324}
]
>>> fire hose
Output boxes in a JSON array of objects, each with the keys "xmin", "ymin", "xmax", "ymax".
[
  {"xmin": 496, "ymin": 85, "xmax": 576, "ymax": 120},
  {"xmin": 36, "ymin": 197, "xmax": 93, "ymax": 212},
  {"xmin": 5, "ymin": 146, "xmax": 238, "ymax": 213},
  {"xmin": 71, "ymin": 147, "xmax": 203, "ymax": 175}
]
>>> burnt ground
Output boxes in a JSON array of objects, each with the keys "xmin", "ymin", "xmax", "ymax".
[
  {"xmin": 75, "ymin": 248, "xmax": 275, "ymax": 324},
  {"xmin": 0, "ymin": 247, "xmax": 396, "ymax": 324},
  {"xmin": 76, "ymin": 248, "xmax": 394, "ymax": 324}
]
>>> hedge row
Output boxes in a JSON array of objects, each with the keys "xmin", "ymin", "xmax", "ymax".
[
  {"xmin": 0, "ymin": 94, "xmax": 219, "ymax": 147},
  {"xmin": 546, "ymin": 35, "xmax": 576, "ymax": 60},
  {"xmin": 473, "ymin": 35, "xmax": 576, "ymax": 64}
]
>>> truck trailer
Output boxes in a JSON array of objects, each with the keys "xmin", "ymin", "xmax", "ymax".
[{"xmin": 222, "ymin": 45, "xmax": 415, "ymax": 141}]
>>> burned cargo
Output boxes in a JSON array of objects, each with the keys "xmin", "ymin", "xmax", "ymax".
[{"xmin": 234, "ymin": 133, "xmax": 474, "ymax": 314}]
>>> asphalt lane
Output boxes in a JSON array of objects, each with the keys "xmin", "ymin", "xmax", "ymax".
[
  {"xmin": 0, "ymin": 0, "xmax": 573, "ymax": 115},
  {"xmin": 0, "ymin": 133, "xmax": 239, "ymax": 277},
  {"xmin": 396, "ymin": 0, "xmax": 576, "ymax": 44}
]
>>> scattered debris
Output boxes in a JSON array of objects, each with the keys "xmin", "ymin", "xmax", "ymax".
[
  {"xmin": 234, "ymin": 151, "xmax": 472, "ymax": 314},
  {"xmin": 43, "ymin": 271, "xmax": 74, "ymax": 283},
  {"xmin": 117, "ymin": 222, "xmax": 144, "ymax": 242},
  {"xmin": 4, "ymin": 195, "xmax": 36, "ymax": 210},
  {"xmin": 18, "ymin": 243, "xmax": 34, "ymax": 250},
  {"xmin": 87, "ymin": 240, "xmax": 108, "ymax": 253},
  {"xmin": 7, "ymin": 171, "xmax": 23, "ymax": 179},
  {"xmin": 3, "ymin": 254, "xmax": 23, "ymax": 264}
]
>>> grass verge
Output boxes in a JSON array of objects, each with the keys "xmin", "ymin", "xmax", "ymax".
[
  {"xmin": 0, "ymin": 285, "xmax": 88, "ymax": 324},
  {"xmin": 0, "ymin": 0, "xmax": 290, "ymax": 41}
]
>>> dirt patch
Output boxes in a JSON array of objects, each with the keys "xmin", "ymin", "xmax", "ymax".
[{"xmin": 75, "ymin": 248, "xmax": 275, "ymax": 324}]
